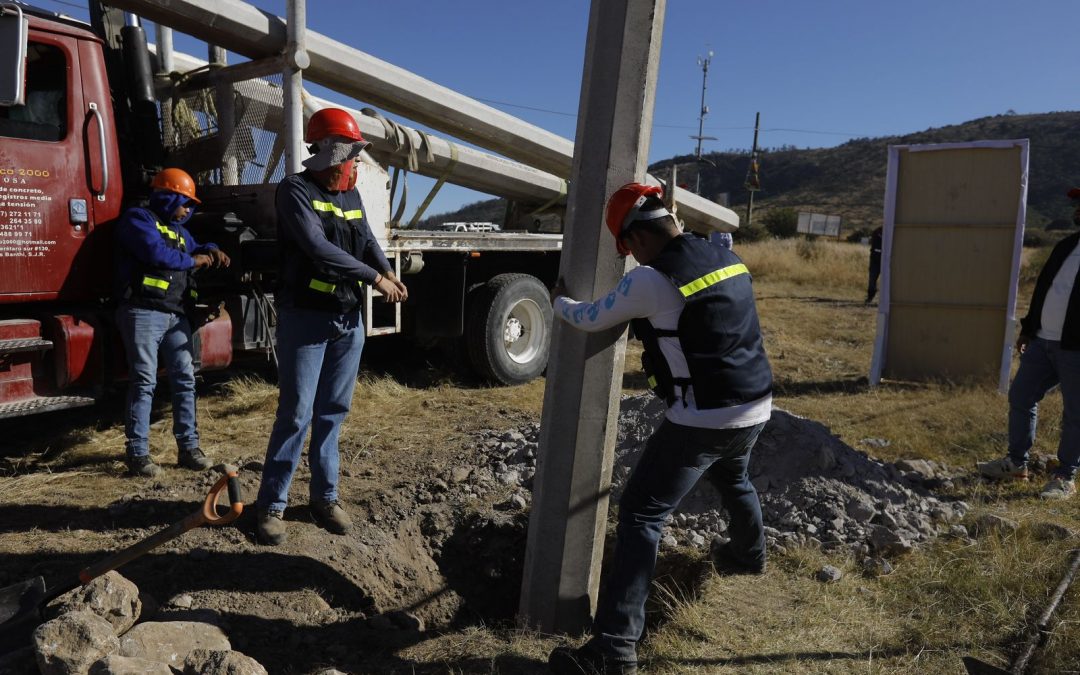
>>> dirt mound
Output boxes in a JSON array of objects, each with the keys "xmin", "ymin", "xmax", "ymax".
[{"xmin": 474, "ymin": 394, "xmax": 969, "ymax": 557}]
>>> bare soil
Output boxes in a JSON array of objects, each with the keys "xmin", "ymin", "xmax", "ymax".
[{"xmin": 0, "ymin": 341, "xmax": 544, "ymax": 674}]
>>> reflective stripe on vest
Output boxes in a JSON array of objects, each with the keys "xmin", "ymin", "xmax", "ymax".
[
  {"xmin": 309, "ymin": 279, "xmax": 336, "ymax": 293},
  {"xmin": 143, "ymin": 275, "xmax": 170, "ymax": 290},
  {"xmin": 308, "ymin": 278, "xmax": 364, "ymax": 294},
  {"xmin": 677, "ymin": 263, "xmax": 749, "ymax": 297},
  {"xmin": 155, "ymin": 222, "xmax": 186, "ymax": 250},
  {"xmin": 311, "ymin": 201, "xmax": 363, "ymax": 220}
]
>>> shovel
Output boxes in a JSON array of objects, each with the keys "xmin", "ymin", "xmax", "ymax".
[
  {"xmin": 0, "ymin": 469, "xmax": 244, "ymax": 655},
  {"xmin": 962, "ymin": 547, "xmax": 1080, "ymax": 675}
]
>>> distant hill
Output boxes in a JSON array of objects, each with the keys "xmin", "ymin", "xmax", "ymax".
[{"xmin": 419, "ymin": 111, "xmax": 1080, "ymax": 233}]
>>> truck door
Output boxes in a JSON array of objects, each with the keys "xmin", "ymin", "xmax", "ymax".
[{"xmin": 0, "ymin": 26, "xmax": 121, "ymax": 304}]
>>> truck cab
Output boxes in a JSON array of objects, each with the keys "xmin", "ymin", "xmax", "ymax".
[{"xmin": 0, "ymin": 3, "xmax": 560, "ymax": 419}]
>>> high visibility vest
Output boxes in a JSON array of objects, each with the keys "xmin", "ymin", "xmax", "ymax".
[
  {"xmin": 123, "ymin": 216, "xmax": 197, "ymax": 315},
  {"xmin": 278, "ymin": 173, "xmax": 371, "ymax": 313},
  {"xmin": 631, "ymin": 234, "xmax": 773, "ymax": 409}
]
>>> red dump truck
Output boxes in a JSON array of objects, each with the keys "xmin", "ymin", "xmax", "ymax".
[{"xmin": 0, "ymin": 2, "xmax": 571, "ymax": 419}]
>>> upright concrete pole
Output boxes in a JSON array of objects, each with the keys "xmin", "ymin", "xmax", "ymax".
[
  {"xmin": 282, "ymin": 0, "xmax": 308, "ymax": 175},
  {"xmin": 519, "ymin": 0, "xmax": 666, "ymax": 633}
]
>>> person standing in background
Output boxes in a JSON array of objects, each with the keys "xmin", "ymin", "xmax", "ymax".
[{"xmin": 866, "ymin": 226, "xmax": 883, "ymax": 303}]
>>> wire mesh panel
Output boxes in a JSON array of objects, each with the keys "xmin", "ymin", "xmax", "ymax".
[{"xmin": 164, "ymin": 71, "xmax": 287, "ymax": 186}]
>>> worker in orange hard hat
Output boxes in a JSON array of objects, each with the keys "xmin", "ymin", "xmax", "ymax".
[
  {"xmin": 548, "ymin": 182, "xmax": 773, "ymax": 675},
  {"xmin": 254, "ymin": 107, "xmax": 407, "ymax": 546},
  {"xmin": 114, "ymin": 167, "xmax": 231, "ymax": 478}
]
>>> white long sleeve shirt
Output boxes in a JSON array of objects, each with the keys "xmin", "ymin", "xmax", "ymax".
[
  {"xmin": 554, "ymin": 265, "xmax": 772, "ymax": 430},
  {"xmin": 1038, "ymin": 243, "xmax": 1080, "ymax": 341}
]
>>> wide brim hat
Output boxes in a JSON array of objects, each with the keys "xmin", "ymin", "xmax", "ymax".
[{"xmin": 302, "ymin": 135, "xmax": 371, "ymax": 171}]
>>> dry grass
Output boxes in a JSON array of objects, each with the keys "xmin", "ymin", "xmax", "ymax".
[
  {"xmin": 4, "ymin": 237, "xmax": 1079, "ymax": 673},
  {"xmin": 0, "ymin": 470, "xmax": 96, "ymax": 501},
  {"xmin": 739, "ymin": 238, "xmax": 868, "ymax": 289}
]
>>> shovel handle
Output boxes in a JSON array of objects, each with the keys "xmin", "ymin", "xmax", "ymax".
[
  {"xmin": 76, "ymin": 471, "xmax": 244, "ymax": 585},
  {"xmin": 202, "ymin": 470, "xmax": 244, "ymax": 526}
]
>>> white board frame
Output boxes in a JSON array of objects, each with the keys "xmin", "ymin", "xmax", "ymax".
[{"xmin": 869, "ymin": 139, "xmax": 1029, "ymax": 392}]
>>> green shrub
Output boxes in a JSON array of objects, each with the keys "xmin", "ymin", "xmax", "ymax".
[{"xmin": 761, "ymin": 208, "xmax": 799, "ymax": 238}]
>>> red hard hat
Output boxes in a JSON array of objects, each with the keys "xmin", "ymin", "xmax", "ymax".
[
  {"xmin": 150, "ymin": 167, "xmax": 200, "ymax": 204},
  {"xmin": 305, "ymin": 108, "xmax": 364, "ymax": 144},
  {"xmin": 605, "ymin": 183, "xmax": 664, "ymax": 256}
]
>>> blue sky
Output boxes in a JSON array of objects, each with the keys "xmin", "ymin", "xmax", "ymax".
[{"xmin": 36, "ymin": 0, "xmax": 1080, "ymax": 216}]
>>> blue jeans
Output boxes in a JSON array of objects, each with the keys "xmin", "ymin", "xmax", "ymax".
[
  {"xmin": 1007, "ymin": 337, "xmax": 1080, "ymax": 479},
  {"xmin": 256, "ymin": 307, "xmax": 365, "ymax": 513},
  {"xmin": 116, "ymin": 306, "xmax": 199, "ymax": 459},
  {"xmin": 590, "ymin": 419, "xmax": 767, "ymax": 662}
]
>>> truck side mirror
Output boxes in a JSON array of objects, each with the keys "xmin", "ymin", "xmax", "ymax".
[{"xmin": 0, "ymin": 4, "xmax": 28, "ymax": 106}]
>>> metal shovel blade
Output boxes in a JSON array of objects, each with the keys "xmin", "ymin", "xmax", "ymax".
[{"xmin": 0, "ymin": 577, "xmax": 46, "ymax": 653}]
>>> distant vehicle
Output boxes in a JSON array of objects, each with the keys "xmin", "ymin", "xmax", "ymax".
[{"xmin": 432, "ymin": 222, "xmax": 501, "ymax": 233}]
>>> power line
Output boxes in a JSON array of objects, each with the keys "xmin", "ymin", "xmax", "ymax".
[{"xmin": 473, "ymin": 96, "xmax": 868, "ymax": 139}]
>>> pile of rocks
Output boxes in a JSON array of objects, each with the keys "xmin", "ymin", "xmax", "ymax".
[
  {"xmin": 1, "ymin": 571, "xmax": 266, "ymax": 675},
  {"xmin": 472, "ymin": 394, "xmax": 971, "ymax": 558}
]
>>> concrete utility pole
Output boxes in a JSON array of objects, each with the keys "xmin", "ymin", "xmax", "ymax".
[{"xmin": 519, "ymin": 0, "xmax": 666, "ymax": 633}]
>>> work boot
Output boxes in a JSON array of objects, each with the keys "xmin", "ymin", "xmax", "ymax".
[
  {"xmin": 548, "ymin": 644, "xmax": 637, "ymax": 675},
  {"xmin": 1039, "ymin": 475, "xmax": 1077, "ymax": 500},
  {"xmin": 976, "ymin": 456, "xmax": 1028, "ymax": 481},
  {"xmin": 311, "ymin": 500, "xmax": 352, "ymax": 535},
  {"xmin": 710, "ymin": 538, "xmax": 767, "ymax": 575},
  {"xmin": 127, "ymin": 455, "xmax": 161, "ymax": 478},
  {"xmin": 178, "ymin": 447, "xmax": 213, "ymax": 471},
  {"xmin": 257, "ymin": 509, "xmax": 287, "ymax": 546}
]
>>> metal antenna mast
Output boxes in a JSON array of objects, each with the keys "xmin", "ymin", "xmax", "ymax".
[{"xmin": 690, "ymin": 49, "xmax": 717, "ymax": 194}]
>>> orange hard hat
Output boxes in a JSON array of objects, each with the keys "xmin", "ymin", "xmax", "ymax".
[
  {"xmin": 605, "ymin": 183, "xmax": 665, "ymax": 256},
  {"xmin": 150, "ymin": 168, "xmax": 200, "ymax": 204},
  {"xmin": 306, "ymin": 108, "xmax": 364, "ymax": 144}
]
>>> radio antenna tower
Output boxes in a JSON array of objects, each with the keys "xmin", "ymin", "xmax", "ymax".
[{"xmin": 690, "ymin": 48, "xmax": 717, "ymax": 194}]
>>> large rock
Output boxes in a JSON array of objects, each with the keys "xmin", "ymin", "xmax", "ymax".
[
  {"xmin": 118, "ymin": 622, "xmax": 230, "ymax": 670},
  {"xmin": 57, "ymin": 571, "xmax": 142, "ymax": 634},
  {"xmin": 34, "ymin": 610, "xmax": 120, "ymax": 675},
  {"xmin": 868, "ymin": 524, "xmax": 913, "ymax": 557},
  {"xmin": 90, "ymin": 654, "xmax": 173, "ymax": 674},
  {"xmin": 183, "ymin": 649, "xmax": 267, "ymax": 675},
  {"xmin": 970, "ymin": 513, "xmax": 1019, "ymax": 538}
]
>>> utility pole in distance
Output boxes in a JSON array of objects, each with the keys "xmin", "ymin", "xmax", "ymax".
[
  {"xmin": 690, "ymin": 49, "xmax": 717, "ymax": 195},
  {"xmin": 745, "ymin": 111, "xmax": 761, "ymax": 227}
]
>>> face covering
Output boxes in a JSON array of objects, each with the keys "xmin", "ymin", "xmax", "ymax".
[
  {"xmin": 313, "ymin": 162, "xmax": 358, "ymax": 192},
  {"xmin": 149, "ymin": 190, "xmax": 195, "ymax": 226}
]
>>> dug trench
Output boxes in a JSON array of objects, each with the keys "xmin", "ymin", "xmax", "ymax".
[{"xmin": 1, "ymin": 379, "xmax": 983, "ymax": 674}]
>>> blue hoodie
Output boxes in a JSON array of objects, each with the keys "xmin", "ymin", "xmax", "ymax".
[{"xmin": 115, "ymin": 190, "xmax": 218, "ymax": 293}]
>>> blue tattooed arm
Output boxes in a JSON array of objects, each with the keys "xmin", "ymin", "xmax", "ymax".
[{"xmin": 552, "ymin": 268, "xmax": 662, "ymax": 332}]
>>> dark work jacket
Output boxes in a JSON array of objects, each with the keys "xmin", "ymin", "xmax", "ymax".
[
  {"xmin": 275, "ymin": 172, "xmax": 390, "ymax": 313},
  {"xmin": 631, "ymin": 234, "xmax": 773, "ymax": 409},
  {"xmin": 1020, "ymin": 231, "xmax": 1080, "ymax": 350},
  {"xmin": 115, "ymin": 192, "xmax": 212, "ymax": 315}
]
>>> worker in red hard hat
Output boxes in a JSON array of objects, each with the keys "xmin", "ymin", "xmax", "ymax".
[
  {"xmin": 114, "ymin": 167, "xmax": 231, "ymax": 477},
  {"xmin": 255, "ymin": 107, "xmax": 408, "ymax": 546},
  {"xmin": 548, "ymin": 182, "xmax": 773, "ymax": 675},
  {"xmin": 978, "ymin": 186, "xmax": 1080, "ymax": 500}
]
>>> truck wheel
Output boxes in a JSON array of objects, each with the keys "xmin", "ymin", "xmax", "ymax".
[{"xmin": 466, "ymin": 274, "xmax": 552, "ymax": 385}]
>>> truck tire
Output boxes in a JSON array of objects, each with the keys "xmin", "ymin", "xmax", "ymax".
[{"xmin": 466, "ymin": 273, "xmax": 552, "ymax": 385}]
